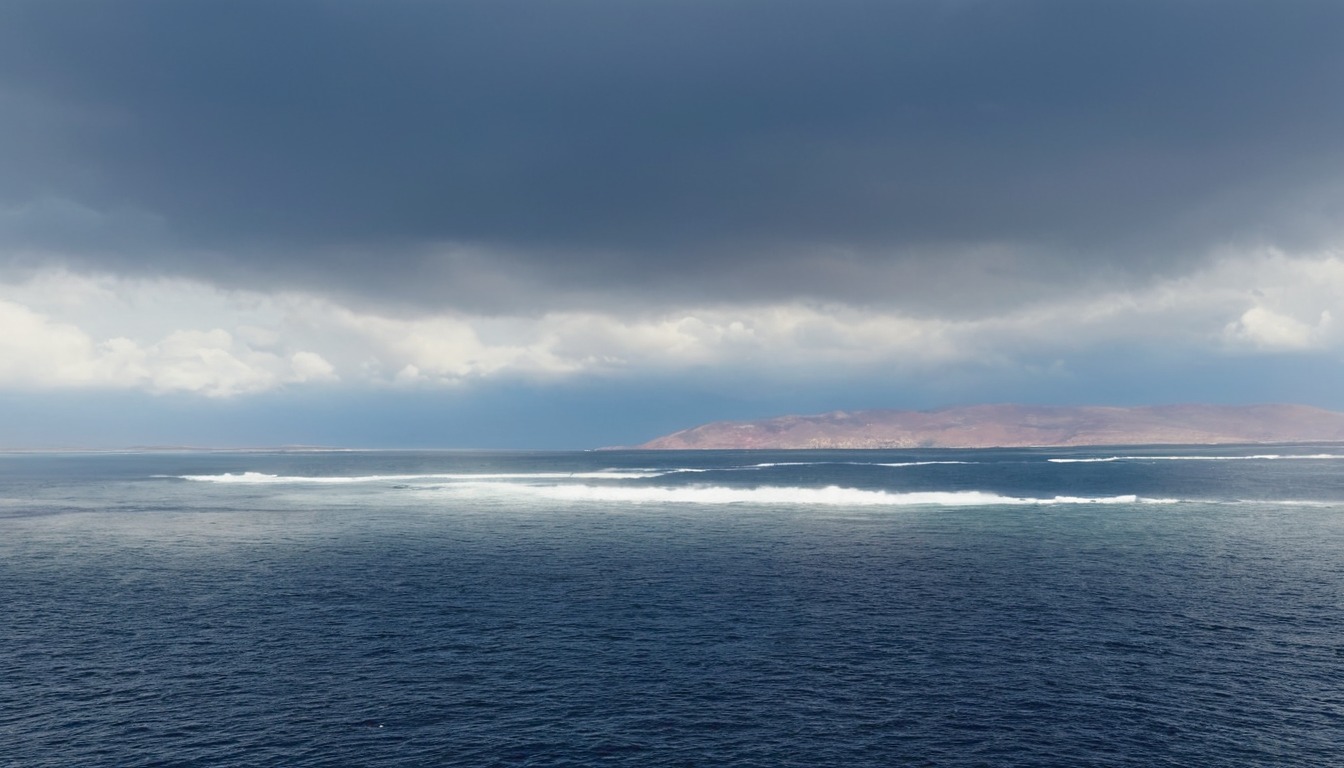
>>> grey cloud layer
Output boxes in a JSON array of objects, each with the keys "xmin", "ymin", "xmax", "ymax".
[{"xmin": 4, "ymin": 0, "xmax": 1344, "ymax": 312}]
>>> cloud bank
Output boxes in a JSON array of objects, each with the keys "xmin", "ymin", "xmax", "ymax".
[
  {"xmin": 2, "ymin": 0, "xmax": 1344, "ymax": 428},
  {"xmin": 3, "ymin": 1, "xmax": 1344, "ymax": 313},
  {"xmin": 2, "ymin": 248, "xmax": 1341, "ymax": 398}
]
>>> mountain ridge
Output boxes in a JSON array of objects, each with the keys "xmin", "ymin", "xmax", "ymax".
[{"xmin": 633, "ymin": 404, "xmax": 1344, "ymax": 450}]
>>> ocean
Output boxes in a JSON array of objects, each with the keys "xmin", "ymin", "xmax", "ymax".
[{"xmin": 3, "ymin": 446, "xmax": 1343, "ymax": 767}]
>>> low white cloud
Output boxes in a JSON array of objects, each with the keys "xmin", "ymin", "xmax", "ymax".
[
  {"xmin": 0, "ymin": 298, "xmax": 103, "ymax": 387},
  {"xmin": 2, "ymin": 248, "xmax": 1344, "ymax": 397},
  {"xmin": 289, "ymin": 350, "xmax": 337, "ymax": 382},
  {"xmin": 1224, "ymin": 307, "xmax": 1332, "ymax": 350},
  {"xmin": 0, "ymin": 291, "xmax": 337, "ymax": 397}
]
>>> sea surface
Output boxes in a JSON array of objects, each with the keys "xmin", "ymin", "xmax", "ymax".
[{"xmin": 3, "ymin": 446, "xmax": 1344, "ymax": 767}]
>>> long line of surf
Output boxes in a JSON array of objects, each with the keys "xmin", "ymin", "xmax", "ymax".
[
  {"xmin": 174, "ymin": 462, "xmax": 971, "ymax": 483},
  {"xmin": 1048, "ymin": 454, "xmax": 1344, "ymax": 463},
  {"xmin": 177, "ymin": 470, "xmax": 670, "ymax": 483},
  {"xmin": 419, "ymin": 483, "xmax": 1181, "ymax": 506}
]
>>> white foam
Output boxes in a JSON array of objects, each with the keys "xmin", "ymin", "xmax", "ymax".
[
  {"xmin": 172, "ymin": 474, "xmax": 1337, "ymax": 506},
  {"xmin": 875, "ymin": 461, "xmax": 975, "ymax": 467},
  {"xmin": 436, "ymin": 483, "xmax": 1179, "ymax": 507},
  {"xmin": 1049, "ymin": 454, "xmax": 1344, "ymax": 463},
  {"xmin": 744, "ymin": 460, "xmax": 973, "ymax": 469},
  {"xmin": 454, "ymin": 471, "xmax": 666, "ymax": 480},
  {"xmin": 178, "ymin": 469, "xmax": 665, "ymax": 484}
]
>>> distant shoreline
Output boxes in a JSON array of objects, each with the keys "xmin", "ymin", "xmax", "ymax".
[
  {"xmin": 632, "ymin": 404, "xmax": 1344, "ymax": 451},
  {"xmin": 598, "ymin": 440, "xmax": 1344, "ymax": 452}
]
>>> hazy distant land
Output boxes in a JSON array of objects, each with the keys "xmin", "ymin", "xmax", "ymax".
[{"xmin": 635, "ymin": 404, "xmax": 1344, "ymax": 450}]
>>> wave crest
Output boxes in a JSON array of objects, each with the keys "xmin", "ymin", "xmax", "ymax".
[
  {"xmin": 441, "ymin": 483, "xmax": 1175, "ymax": 507},
  {"xmin": 178, "ymin": 469, "xmax": 666, "ymax": 483},
  {"xmin": 1049, "ymin": 454, "xmax": 1344, "ymax": 463}
]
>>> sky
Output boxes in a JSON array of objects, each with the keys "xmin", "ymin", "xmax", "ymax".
[{"xmin": 3, "ymin": 0, "xmax": 1344, "ymax": 448}]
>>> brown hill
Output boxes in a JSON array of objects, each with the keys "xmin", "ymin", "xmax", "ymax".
[{"xmin": 636, "ymin": 404, "xmax": 1344, "ymax": 450}]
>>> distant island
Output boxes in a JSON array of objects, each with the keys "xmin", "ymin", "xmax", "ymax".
[{"xmin": 634, "ymin": 404, "xmax": 1344, "ymax": 450}]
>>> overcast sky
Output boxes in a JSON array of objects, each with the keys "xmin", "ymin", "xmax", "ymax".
[{"xmin": 3, "ymin": 0, "xmax": 1344, "ymax": 448}]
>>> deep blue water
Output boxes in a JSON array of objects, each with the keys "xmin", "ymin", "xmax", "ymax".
[{"xmin": 3, "ymin": 446, "xmax": 1344, "ymax": 766}]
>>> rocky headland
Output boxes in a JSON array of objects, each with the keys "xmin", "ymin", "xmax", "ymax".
[{"xmin": 635, "ymin": 404, "xmax": 1344, "ymax": 450}]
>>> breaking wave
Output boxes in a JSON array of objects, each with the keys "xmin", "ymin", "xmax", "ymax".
[
  {"xmin": 435, "ymin": 483, "xmax": 1180, "ymax": 507},
  {"xmin": 746, "ymin": 460, "xmax": 973, "ymax": 469},
  {"xmin": 875, "ymin": 461, "xmax": 976, "ymax": 468},
  {"xmin": 171, "ymin": 473, "xmax": 1337, "ymax": 507},
  {"xmin": 178, "ymin": 469, "xmax": 668, "ymax": 483},
  {"xmin": 1048, "ymin": 454, "xmax": 1344, "ymax": 463},
  {"xmin": 177, "ymin": 463, "xmax": 977, "ymax": 485}
]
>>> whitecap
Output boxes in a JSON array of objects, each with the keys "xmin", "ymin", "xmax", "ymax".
[
  {"xmin": 425, "ymin": 483, "xmax": 1183, "ymax": 507},
  {"xmin": 1049, "ymin": 454, "xmax": 1344, "ymax": 463},
  {"xmin": 177, "ymin": 469, "xmax": 667, "ymax": 484},
  {"xmin": 874, "ymin": 461, "xmax": 975, "ymax": 467},
  {"xmin": 740, "ymin": 460, "xmax": 974, "ymax": 469}
]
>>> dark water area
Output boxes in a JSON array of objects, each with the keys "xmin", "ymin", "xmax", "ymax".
[{"xmin": 3, "ymin": 447, "xmax": 1343, "ymax": 766}]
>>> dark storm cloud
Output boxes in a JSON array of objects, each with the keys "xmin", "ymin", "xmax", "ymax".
[{"xmin": 3, "ymin": 0, "xmax": 1344, "ymax": 311}]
